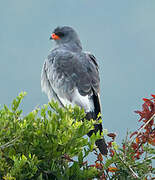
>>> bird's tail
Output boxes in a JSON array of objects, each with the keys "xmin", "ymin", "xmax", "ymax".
[
  {"xmin": 86, "ymin": 91, "xmax": 108, "ymax": 155},
  {"xmin": 86, "ymin": 120, "xmax": 108, "ymax": 155}
]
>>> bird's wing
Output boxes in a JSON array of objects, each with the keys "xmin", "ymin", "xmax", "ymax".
[
  {"xmin": 84, "ymin": 52, "xmax": 100, "ymax": 93},
  {"xmin": 85, "ymin": 52, "xmax": 102, "ymax": 115},
  {"xmin": 41, "ymin": 49, "xmax": 100, "ymax": 111}
]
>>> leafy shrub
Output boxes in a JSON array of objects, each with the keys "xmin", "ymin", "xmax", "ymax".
[
  {"xmin": 0, "ymin": 93, "xmax": 154, "ymax": 179},
  {"xmin": 0, "ymin": 92, "xmax": 101, "ymax": 180}
]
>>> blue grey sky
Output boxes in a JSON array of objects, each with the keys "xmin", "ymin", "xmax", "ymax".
[{"xmin": 0, "ymin": 0, "xmax": 155, "ymax": 144}]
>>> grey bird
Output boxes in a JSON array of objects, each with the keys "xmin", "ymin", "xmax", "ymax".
[{"xmin": 41, "ymin": 26, "xmax": 107, "ymax": 155}]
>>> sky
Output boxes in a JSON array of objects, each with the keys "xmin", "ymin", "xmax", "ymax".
[{"xmin": 0, "ymin": 0, "xmax": 155, "ymax": 153}]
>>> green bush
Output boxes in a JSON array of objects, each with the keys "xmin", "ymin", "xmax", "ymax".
[
  {"xmin": 0, "ymin": 93, "xmax": 154, "ymax": 180},
  {"xmin": 0, "ymin": 92, "xmax": 100, "ymax": 180}
]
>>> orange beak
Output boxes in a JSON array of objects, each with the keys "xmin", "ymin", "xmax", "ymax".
[{"xmin": 50, "ymin": 33, "xmax": 60, "ymax": 40}]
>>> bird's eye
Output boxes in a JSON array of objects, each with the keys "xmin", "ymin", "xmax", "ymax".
[{"xmin": 55, "ymin": 32, "xmax": 65, "ymax": 37}]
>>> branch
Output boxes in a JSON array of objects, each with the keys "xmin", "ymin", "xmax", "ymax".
[
  {"xmin": 0, "ymin": 137, "xmax": 19, "ymax": 149},
  {"xmin": 130, "ymin": 113, "xmax": 155, "ymax": 144}
]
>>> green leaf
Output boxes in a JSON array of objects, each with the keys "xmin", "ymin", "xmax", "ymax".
[
  {"xmin": 37, "ymin": 173, "xmax": 43, "ymax": 180},
  {"xmin": 78, "ymin": 151, "xmax": 83, "ymax": 165}
]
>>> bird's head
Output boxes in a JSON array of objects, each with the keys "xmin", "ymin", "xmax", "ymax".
[{"xmin": 50, "ymin": 26, "xmax": 82, "ymax": 49}]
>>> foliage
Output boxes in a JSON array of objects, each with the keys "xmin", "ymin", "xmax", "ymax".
[
  {"xmin": 87, "ymin": 94, "xmax": 155, "ymax": 180},
  {"xmin": 0, "ymin": 92, "xmax": 154, "ymax": 179},
  {"xmin": 0, "ymin": 92, "xmax": 101, "ymax": 179}
]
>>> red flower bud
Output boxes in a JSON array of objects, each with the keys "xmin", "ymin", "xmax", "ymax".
[
  {"xmin": 109, "ymin": 149, "xmax": 115, "ymax": 157},
  {"xmin": 107, "ymin": 133, "xmax": 116, "ymax": 138},
  {"xmin": 98, "ymin": 153, "xmax": 103, "ymax": 161},
  {"xmin": 151, "ymin": 94, "xmax": 155, "ymax": 98},
  {"xmin": 108, "ymin": 167, "xmax": 118, "ymax": 172},
  {"xmin": 95, "ymin": 162, "xmax": 103, "ymax": 169},
  {"xmin": 143, "ymin": 98, "xmax": 150, "ymax": 102}
]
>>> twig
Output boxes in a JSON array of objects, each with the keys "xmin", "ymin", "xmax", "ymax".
[
  {"xmin": 128, "ymin": 165, "xmax": 139, "ymax": 179},
  {"xmin": 116, "ymin": 153, "xmax": 140, "ymax": 179},
  {"xmin": 130, "ymin": 113, "xmax": 155, "ymax": 144},
  {"xmin": 62, "ymin": 154, "xmax": 75, "ymax": 162},
  {"xmin": 0, "ymin": 137, "xmax": 19, "ymax": 149},
  {"xmin": 123, "ymin": 130, "xmax": 129, "ymax": 161},
  {"xmin": 137, "ymin": 113, "xmax": 155, "ymax": 136},
  {"xmin": 105, "ymin": 169, "xmax": 110, "ymax": 180}
]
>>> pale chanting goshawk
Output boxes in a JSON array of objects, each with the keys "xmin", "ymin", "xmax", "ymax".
[{"xmin": 41, "ymin": 26, "xmax": 107, "ymax": 155}]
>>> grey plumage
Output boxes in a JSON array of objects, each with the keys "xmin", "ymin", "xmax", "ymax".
[{"xmin": 41, "ymin": 26, "xmax": 107, "ymax": 155}]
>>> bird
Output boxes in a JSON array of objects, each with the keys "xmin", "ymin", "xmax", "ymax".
[{"xmin": 41, "ymin": 26, "xmax": 108, "ymax": 155}]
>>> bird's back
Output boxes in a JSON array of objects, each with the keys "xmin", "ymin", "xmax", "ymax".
[{"xmin": 42, "ymin": 47, "xmax": 101, "ymax": 115}]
